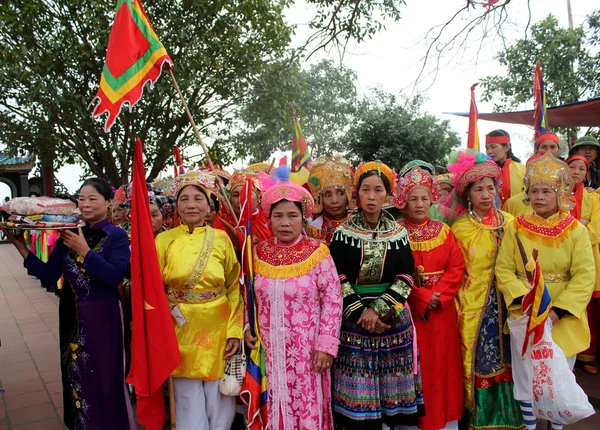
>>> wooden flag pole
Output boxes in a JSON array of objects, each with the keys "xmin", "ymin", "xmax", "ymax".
[
  {"xmin": 168, "ymin": 69, "xmax": 239, "ymax": 225},
  {"xmin": 168, "ymin": 376, "xmax": 176, "ymax": 429}
]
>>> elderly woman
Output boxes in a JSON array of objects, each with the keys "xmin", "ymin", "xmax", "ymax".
[
  {"xmin": 446, "ymin": 150, "xmax": 524, "ymax": 430},
  {"xmin": 394, "ymin": 167, "xmax": 465, "ymax": 430},
  {"xmin": 244, "ymin": 167, "xmax": 343, "ymax": 429},
  {"xmin": 496, "ymin": 153, "xmax": 595, "ymax": 430},
  {"xmin": 155, "ymin": 170, "xmax": 243, "ymax": 430},
  {"xmin": 330, "ymin": 161, "xmax": 423, "ymax": 430},
  {"xmin": 3, "ymin": 178, "xmax": 134, "ymax": 429},
  {"xmin": 306, "ymin": 155, "xmax": 355, "ymax": 245}
]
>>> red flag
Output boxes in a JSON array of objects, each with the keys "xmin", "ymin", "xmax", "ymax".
[
  {"xmin": 91, "ymin": 0, "xmax": 173, "ymax": 132},
  {"xmin": 467, "ymin": 84, "xmax": 480, "ymax": 151},
  {"xmin": 127, "ymin": 139, "xmax": 181, "ymax": 430}
]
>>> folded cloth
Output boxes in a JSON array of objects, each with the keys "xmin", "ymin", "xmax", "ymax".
[{"xmin": 0, "ymin": 197, "xmax": 78, "ymax": 216}]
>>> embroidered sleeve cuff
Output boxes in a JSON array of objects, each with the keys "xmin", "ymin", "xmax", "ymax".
[
  {"xmin": 369, "ymin": 280, "xmax": 410, "ymax": 318},
  {"xmin": 341, "ymin": 282, "xmax": 365, "ymax": 324},
  {"xmin": 315, "ymin": 334, "xmax": 341, "ymax": 357}
]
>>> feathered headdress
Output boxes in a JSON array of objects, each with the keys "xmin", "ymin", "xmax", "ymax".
[{"xmin": 259, "ymin": 166, "xmax": 314, "ymax": 218}]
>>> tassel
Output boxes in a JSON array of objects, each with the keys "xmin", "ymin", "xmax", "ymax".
[
  {"xmin": 344, "ymin": 235, "xmax": 348, "ymax": 244},
  {"xmin": 351, "ymin": 237, "xmax": 354, "ymax": 247},
  {"xmin": 387, "ymin": 242, "xmax": 391, "ymax": 250},
  {"xmin": 395, "ymin": 241, "xmax": 399, "ymax": 250},
  {"xmin": 357, "ymin": 240, "xmax": 361, "ymax": 249}
]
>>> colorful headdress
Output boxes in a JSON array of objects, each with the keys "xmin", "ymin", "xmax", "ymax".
[
  {"xmin": 436, "ymin": 173, "xmax": 454, "ymax": 186},
  {"xmin": 447, "ymin": 149, "xmax": 500, "ymax": 198},
  {"xmin": 172, "ymin": 170, "xmax": 216, "ymax": 199},
  {"xmin": 393, "ymin": 167, "xmax": 443, "ymax": 209},
  {"xmin": 152, "ymin": 177, "xmax": 175, "ymax": 196},
  {"xmin": 524, "ymin": 153, "xmax": 574, "ymax": 211},
  {"xmin": 353, "ymin": 161, "xmax": 397, "ymax": 196},
  {"xmin": 227, "ymin": 170, "xmax": 260, "ymax": 193},
  {"xmin": 308, "ymin": 155, "xmax": 354, "ymax": 214},
  {"xmin": 260, "ymin": 166, "xmax": 314, "ymax": 218},
  {"xmin": 535, "ymin": 133, "xmax": 559, "ymax": 146},
  {"xmin": 399, "ymin": 160, "xmax": 435, "ymax": 178},
  {"xmin": 114, "ymin": 185, "xmax": 127, "ymax": 204},
  {"xmin": 245, "ymin": 162, "xmax": 273, "ymax": 174}
]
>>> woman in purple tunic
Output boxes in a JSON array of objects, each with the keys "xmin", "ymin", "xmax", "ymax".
[{"xmin": 3, "ymin": 178, "xmax": 134, "ymax": 430}]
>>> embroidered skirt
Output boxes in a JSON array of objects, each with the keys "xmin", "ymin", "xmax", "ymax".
[{"xmin": 332, "ymin": 308, "xmax": 425, "ymax": 430}]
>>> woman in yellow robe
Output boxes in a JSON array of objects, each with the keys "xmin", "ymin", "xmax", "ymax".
[
  {"xmin": 156, "ymin": 170, "xmax": 243, "ymax": 430},
  {"xmin": 443, "ymin": 149, "xmax": 524, "ymax": 430},
  {"xmin": 484, "ymin": 130, "xmax": 526, "ymax": 206},
  {"xmin": 495, "ymin": 153, "xmax": 595, "ymax": 430}
]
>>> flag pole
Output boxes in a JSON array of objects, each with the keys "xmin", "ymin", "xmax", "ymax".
[
  {"xmin": 168, "ymin": 376, "xmax": 176, "ymax": 429},
  {"xmin": 168, "ymin": 68, "xmax": 239, "ymax": 225}
]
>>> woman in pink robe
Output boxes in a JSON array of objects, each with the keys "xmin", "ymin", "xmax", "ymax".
[{"xmin": 245, "ymin": 171, "xmax": 343, "ymax": 430}]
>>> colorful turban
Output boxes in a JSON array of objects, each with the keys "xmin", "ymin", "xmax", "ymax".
[
  {"xmin": 260, "ymin": 166, "xmax": 314, "ymax": 218},
  {"xmin": 524, "ymin": 153, "xmax": 574, "ymax": 211},
  {"xmin": 353, "ymin": 161, "xmax": 397, "ymax": 196},
  {"xmin": 308, "ymin": 155, "xmax": 354, "ymax": 214},
  {"xmin": 172, "ymin": 170, "xmax": 216, "ymax": 199},
  {"xmin": 392, "ymin": 167, "xmax": 443, "ymax": 209},
  {"xmin": 447, "ymin": 149, "xmax": 500, "ymax": 198},
  {"xmin": 399, "ymin": 160, "xmax": 436, "ymax": 178}
]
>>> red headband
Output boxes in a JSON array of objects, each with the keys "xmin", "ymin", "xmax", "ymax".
[
  {"xmin": 485, "ymin": 135, "xmax": 510, "ymax": 145},
  {"xmin": 535, "ymin": 133, "xmax": 559, "ymax": 145},
  {"xmin": 566, "ymin": 155, "xmax": 590, "ymax": 170}
]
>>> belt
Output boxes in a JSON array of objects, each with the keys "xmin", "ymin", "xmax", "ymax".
[
  {"xmin": 167, "ymin": 287, "xmax": 226, "ymax": 304},
  {"xmin": 352, "ymin": 282, "xmax": 393, "ymax": 295},
  {"xmin": 420, "ymin": 270, "xmax": 445, "ymax": 288},
  {"xmin": 517, "ymin": 272, "xmax": 571, "ymax": 283}
]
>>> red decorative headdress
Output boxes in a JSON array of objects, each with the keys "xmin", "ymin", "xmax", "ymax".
[{"xmin": 392, "ymin": 167, "xmax": 443, "ymax": 209}]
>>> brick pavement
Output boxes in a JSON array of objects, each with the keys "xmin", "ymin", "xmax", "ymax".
[{"xmin": 0, "ymin": 243, "xmax": 598, "ymax": 430}]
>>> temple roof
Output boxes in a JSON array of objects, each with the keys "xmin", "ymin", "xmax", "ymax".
[{"xmin": 0, "ymin": 153, "xmax": 36, "ymax": 171}]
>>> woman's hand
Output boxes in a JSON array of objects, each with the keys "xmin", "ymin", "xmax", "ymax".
[
  {"xmin": 580, "ymin": 219, "xmax": 590, "ymax": 226},
  {"xmin": 373, "ymin": 319, "xmax": 391, "ymax": 334},
  {"xmin": 357, "ymin": 308, "xmax": 383, "ymax": 333},
  {"xmin": 427, "ymin": 292, "xmax": 441, "ymax": 310},
  {"xmin": 244, "ymin": 330, "xmax": 258, "ymax": 350},
  {"xmin": 313, "ymin": 351, "xmax": 333, "ymax": 373},
  {"xmin": 548, "ymin": 309, "xmax": 559, "ymax": 326},
  {"xmin": 2, "ymin": 227, "xmax": 29, "ymax": 259},
  {"xmin": 224, "ymin": 338, "xmax": 240, "ymax": 359},
  {"xmin": 60, "ymin": 228, "xmax": 90, "ymax": 257}
]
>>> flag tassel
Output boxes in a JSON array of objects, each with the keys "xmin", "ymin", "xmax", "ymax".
[{"xmin": 167, "ymin": 68, "xmax": 238, "ymax": 225}]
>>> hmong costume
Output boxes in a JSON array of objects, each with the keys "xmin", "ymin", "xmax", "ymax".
[
  {"xmin": 448, "ymin": 149, "xmax": 524, "ymax": 430},
  {"xmin": 253, "ymin": 236, "xmax": 342, "ymax": 429},
  {"xmin": 307, "ymin": 213, "xmax": 350, "ymax": 244},
  {"xmin": 330, "ymin": 210, "xmax": 424, "ymax": 429},
  {"xmin": 24, "ymin": 219, "xmax": 134, "ymax": 430},
  {"xmin": 395, "ymin": 165, "xmax": 465, "ymax": 430}
]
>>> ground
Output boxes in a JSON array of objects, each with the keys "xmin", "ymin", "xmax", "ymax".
[{"xmin": 0, "ymin": 244, "xmax": 598, "ymax": 429}]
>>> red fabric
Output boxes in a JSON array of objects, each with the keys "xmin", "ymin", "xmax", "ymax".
[
  {"xmin": 405, "ymin": 221, "xmax": 465, "ymax": 430},
  {"xmin": 536, "ymin": 133, "xmax": 559, "ymax": 144},
  {"xmin": 127, "ymin": 139, "xmax": 181, "ymax": 430},
  {"xmin": 467, "ymin": 83, "xmax": 479, "ymax": 151},
  {"xmin": 486, "ymin": 135, "xmax": 510, "ymax": 145},
  {"xmin": 498, "ymin": 159, "xmax": 512, "ymax": 205},
  {"xmin": 570, "ymin": 183, "xmax": 584, "ymax": 220},
  {"xmin": 566, "ymin": 155, "xmax": 590, "ymax": 170},
  {"xmin": 580, "ymin": 299, "xmax": 600, "ymax": 361}
]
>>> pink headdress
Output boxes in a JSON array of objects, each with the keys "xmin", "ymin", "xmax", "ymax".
[
  {"xmin": 259, "ymin": 166, "xmax": 314, "ymax": 218},
  {"xmin": 392, "ymin": 167, "xmax": 443, "ymax": 209},
  {"xmin": 447, "ymin": 149, "xmax": 500, "ymax": 198}
]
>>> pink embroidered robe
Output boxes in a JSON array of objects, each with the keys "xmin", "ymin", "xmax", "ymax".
[{"xmin": 254, "ymin": 236, "xmax": 343, "ymax": 430}]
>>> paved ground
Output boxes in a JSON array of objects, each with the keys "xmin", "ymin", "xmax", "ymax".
[{"xmin": 0, "ymin": 243, "xmax": 598, "ymax": 430}]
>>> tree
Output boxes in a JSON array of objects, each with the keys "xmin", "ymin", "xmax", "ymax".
[
  {"xmin": 0, "ymin": 0, "xmax": 411, "ymax": 186},
  {"xmin": 344, "ymin": 90, "xmax": 460, "ymax": 171},
  {"xmin": 480, "ymin": 13, "xmax": 600, "ymax": 111},
  {"xmin": 0, "ymin": 0, "xmax": 293, "ymax": 186},
  {"xmin": 224, "ymin": 59, "xmax": 357, "ymax": 162}
]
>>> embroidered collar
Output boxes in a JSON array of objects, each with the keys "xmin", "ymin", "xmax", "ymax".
[
  {"xmin": 254, "ymin": 236, "xmax": 329, "ymax": 278},
  {"xmin": 516, "ymin": 211, "xmax": 577, "ymax": 247},
  {"xmin": 398, "ymin": 218, "xmax": 448, "ymax": 252},
  {"xmin": 334, "ymin": 209, "xmax": 408, "ymax": 247}
]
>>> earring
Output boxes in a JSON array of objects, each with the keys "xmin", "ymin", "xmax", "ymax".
[{"xmin": 467, "ymin": 199, "xmax": 473, "ymax": 214}]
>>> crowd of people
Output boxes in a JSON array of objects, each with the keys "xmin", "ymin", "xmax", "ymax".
[{"xmin": 2, "ymin": 129, "xmax": 599, "ymax": 430}]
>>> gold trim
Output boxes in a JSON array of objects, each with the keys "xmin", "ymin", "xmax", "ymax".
[
  {"xmin": 408, "ymin": 224, "xmax": 449, "ymax": 252},
  {"xmin": 254, "ymin": 244, "xmax": 330, "ymax": 279},
  {"xmin": 183, "ymin": 226, "xmax": 215, "ymax": 289},
  {"xmin": 517, "ymin": 272, "xmax": 571, "ymax": 283},
  {"xmin": 167, "ymin": 287, "xmax": 225, "ymax": 304}
]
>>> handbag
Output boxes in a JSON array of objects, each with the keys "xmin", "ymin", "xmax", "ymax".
[{"xmin": 219, "ymin": 339, "xmax": 247, "ymax": 396}]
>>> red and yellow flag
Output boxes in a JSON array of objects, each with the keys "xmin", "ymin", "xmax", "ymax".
[
  {"xmin": 467, "ymin": 84, "xmax": 480, "ymax": 151},
  {"xmin": 91, "ymin": 0, "xmax": 173, "ymax": 131},
  {"xmin": 291, "ymin": 106, "xmax": 312, "ymax": 172},
  {"xmin": 533, "ymin": 60, "xmax": 549, "ymax": 136}
]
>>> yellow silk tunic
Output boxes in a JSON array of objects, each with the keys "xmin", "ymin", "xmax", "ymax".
[
  {"xmin": 451, "ymin": 211, "xmax": 514, "ymax": 409},
  {"xmin": 156, "ymin": 224, "xmax": 243, "ymax": 380},
  {"xmin": 509, "ymin": 161, "xmax": 526, "ymax": 198},
  {"xmin": 495, "ymin": 212, "xmax": 595, "ymax": 358}
]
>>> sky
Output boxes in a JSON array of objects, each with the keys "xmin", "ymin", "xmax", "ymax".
[{"xmin": 22, "ymin": 0, "xmax": 598, "ymax": 195}]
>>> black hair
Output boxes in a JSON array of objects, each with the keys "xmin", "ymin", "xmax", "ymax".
[
  {"xmin": 486, "ymin": 129, "xmax": 521, "ymax": 163},
  {"xmin": 269, "ymin": 199, "xmax": 303, "ymax": 217},
  {"xmin": 210, "ymin": 193, "xmax": 220, "ymax": 212},
  {"xmin": 80, "ymin": 178, "xmax": 113, "ymax": 200},
  {"xmin": 356, "ymin": 170, "xmax": 391, "ymax": 195},
  {"xmin": 177, "ymin": 184, "xmax": 209, "ymax": 202},
  {"xmin": 465, "ymin": 176, "xmax": 498, "ymax": 196}
]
